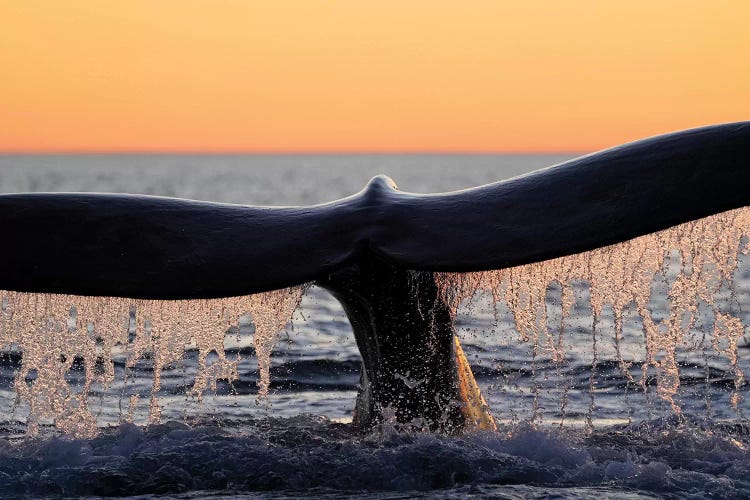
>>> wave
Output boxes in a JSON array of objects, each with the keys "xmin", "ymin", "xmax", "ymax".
[{"xmin": 0, "ymin": 416, "xmax": 747, "ymax": 498}]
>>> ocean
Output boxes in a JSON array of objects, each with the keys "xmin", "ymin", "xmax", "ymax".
[{"xmin": 1, "ymin": 154, "xmax": 749, "ymax": 498}]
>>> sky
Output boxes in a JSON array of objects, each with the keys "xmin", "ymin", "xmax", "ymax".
[{"xmin": 1, "ymin": 1, "xmax": 748, "ymax": 153}]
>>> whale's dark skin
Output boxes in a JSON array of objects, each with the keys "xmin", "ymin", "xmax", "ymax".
[
  {"xmin": 1, "ymin": 122, "xmax": 749, "ymax": 431},
  {"xmin": 1, "ymin": 122, "xmax": 748, "ymax": 299}
]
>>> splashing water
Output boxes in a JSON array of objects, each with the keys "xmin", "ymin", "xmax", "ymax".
[
  {"xmin": 0, "ymin": 287, "xmax": 304, "ymax": 437},
  {"xmin": 438, "ymin": 206, "xmax": 750, "ymax": 422}
]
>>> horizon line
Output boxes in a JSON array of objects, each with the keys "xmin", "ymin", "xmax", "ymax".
[{"xmin": 0, "ymin": 148, "xmax": 588, "ymax": 156}]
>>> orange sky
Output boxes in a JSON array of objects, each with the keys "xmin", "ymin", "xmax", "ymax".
[{"xmin": 1, "ymin": 1, "xmax": 748, "ymax": 153}]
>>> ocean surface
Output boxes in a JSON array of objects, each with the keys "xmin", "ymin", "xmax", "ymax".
[{"xmin": 1, "ymin": 154, "xmax": 750, "ymax": 499}]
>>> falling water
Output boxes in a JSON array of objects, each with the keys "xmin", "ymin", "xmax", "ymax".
[
  {"xmin": 438, "ymin": 206, "xmax": 750, "ymax": 424},
  {"xmin": 0, "ymin": 287, "xmax": 304, "ymax": 437},
  {"xmin": 2, "ymin": 207, "xmax": 750, "ymax": 437}
]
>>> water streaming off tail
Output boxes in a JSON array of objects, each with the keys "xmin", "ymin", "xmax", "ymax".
[
  {"xmin": 3, "ymin": 207, "xmax": 750, "ymax": 437},
  {"xmin": 0, "ymin": 287, "xmax": 304, "ymax": 437},
  {"xmin": 439, "ymin": 206, "xmax": 750, "ymax": 424}
]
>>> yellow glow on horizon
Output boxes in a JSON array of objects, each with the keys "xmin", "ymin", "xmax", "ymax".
[{"xmin": 1, "ymin": 1, "xmax": 748, "ymax": 152}]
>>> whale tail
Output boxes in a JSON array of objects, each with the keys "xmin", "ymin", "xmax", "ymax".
[{"xmin": 1, "ymin": 122, "xmax": 749, "ymax": 432}]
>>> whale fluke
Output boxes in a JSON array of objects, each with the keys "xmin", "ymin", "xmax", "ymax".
[
  {"xmin": 1, "ymin": 122, "xmax": 748, "ymax": 300},
  {"xmin": 1, "ymin": 122, "xmax": 749, "ymax": 432}
]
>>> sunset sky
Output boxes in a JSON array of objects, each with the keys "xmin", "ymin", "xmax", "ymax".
[{"xmin": 1, "ymin": 1, "xmax": 748, "ymax": 153}]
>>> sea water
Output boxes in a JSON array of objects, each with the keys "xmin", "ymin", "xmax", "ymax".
[{"xmin": 1, "ymin": 154, "xmax": 749, "ymax": 498}]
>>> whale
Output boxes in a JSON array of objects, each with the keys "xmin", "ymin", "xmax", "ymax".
[{"xmin": 1, "ymin": 121, "xmax": 749, "ymax": 431}]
